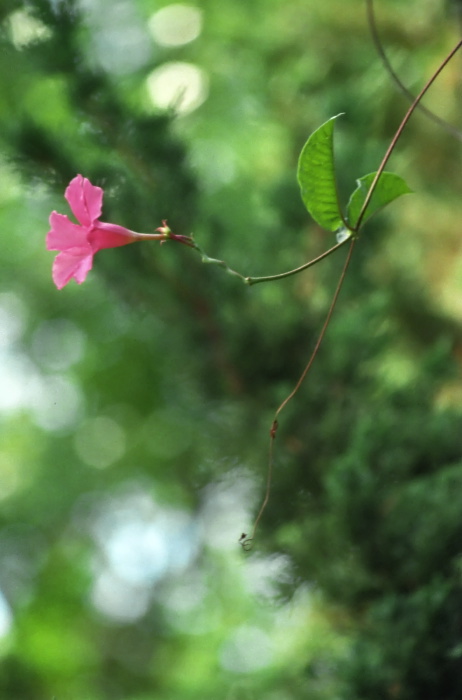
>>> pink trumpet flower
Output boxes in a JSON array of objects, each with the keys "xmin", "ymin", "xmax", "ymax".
[{"xmin": 46, "ymin": 174, "xmax": 179, "ymax": 289}]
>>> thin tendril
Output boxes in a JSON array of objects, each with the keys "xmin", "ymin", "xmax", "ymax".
[
  {"xmin": 366, "ymin": 0, "xmax": 462, "ymax": 142},
  {"xmin": 275, "ymin": 240, "xmax": 355, "ymax": 420},
  {"xmin": 241, "ymin": 240, "xmax": 356, "ymax": 550},
  {"xmin": 354, "ymin": 37, "xmax": 462, "ymax": 233},
  {"xmin": 240, "ymin": 421, "xmax": 278, "ymax": 549}
]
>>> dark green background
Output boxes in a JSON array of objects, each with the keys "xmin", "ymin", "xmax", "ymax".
[{"xmin": 1, "ymin": 1, "xmax": 462, "ymax": 698}]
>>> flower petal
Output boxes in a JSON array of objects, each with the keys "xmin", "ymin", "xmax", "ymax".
[
  {"xmin": 65, "ymin": 174, "xmax": 103, "ymax": 227},
  {"xmin": 51, "ymin": 248, "xmax": 94, "ymax": 289},
  {"xmin": 89, "ymin": 221, "xmax": 137, "ymax": 251},
  {"xmin": 46, "ymin": 212, "xmax": 87, "ymax": 251}
]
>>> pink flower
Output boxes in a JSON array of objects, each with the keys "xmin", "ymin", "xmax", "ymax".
[{"xmin": 47, "ymin": 175, "xmax": 161, "ymax": 289}]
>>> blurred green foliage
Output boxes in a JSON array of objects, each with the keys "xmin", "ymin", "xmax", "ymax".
[{"xmin": 1, "ymin": 1, "xmax": 462, "ymax": 699}]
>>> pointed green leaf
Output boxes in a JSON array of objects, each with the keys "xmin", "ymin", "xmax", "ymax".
[
  {"xmin": 297, "ymin": 114, "xmax": 344, "ymax": 232},
  {"xmin": 347, "ymin": 171, "xmax": 412, "ymax": 229}
]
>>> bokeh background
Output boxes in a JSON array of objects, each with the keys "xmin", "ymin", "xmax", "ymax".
[{"xmin": 1, "ymin": 1, "xmax": 462, "ymax": 698}]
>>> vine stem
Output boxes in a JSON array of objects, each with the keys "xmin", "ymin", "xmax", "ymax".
[
  {"xmin": 189, "ymin": 236, "xmax": 350, "ymax": 285},
  {"xmin": 241, "ymin": 238, "xmax": 356, "ymax": 548},
  {"xmin": 273, "ymin": 244, "xmax": 354, "ymax": 419},
  {"xmin": 245, "ymin": 236, "xmax": 350, "ymax": 285},
  {"xmin": 242, "ymin": 36, "xmax": 462, "ymax": 550},
  {"xmin": 365, "ymin": 0, "xmax": 462, "ymax": 142},
  {"xmin": 354, "ymin": 37, "xmax": 462, "ymax": 233}
]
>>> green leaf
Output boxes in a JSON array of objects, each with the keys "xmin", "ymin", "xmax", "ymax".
[
  {"xmin": 297, "ymin": 114, "xmax": 344, "ymax": 232},
  {"xmin": 347, "ymin": 171, "xmax": 412, "ymax": 229}
]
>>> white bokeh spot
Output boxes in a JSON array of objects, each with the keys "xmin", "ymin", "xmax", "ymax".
[
  {"xmin": 146, "ymin": 61, "xmax": 208, "ymax": 114},
  {"xmin": 148, "ymin": 4, "xmax": 203, "ymax": 47}
]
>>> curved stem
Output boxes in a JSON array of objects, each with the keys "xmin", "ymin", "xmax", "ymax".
[
  {"xmin": 366, "ymin": 0, "xmax": 462, "ymax": 142},
  {"xmin": 241, "ymin": 238, "xmax": 356, "ymax": 549},
  {"xmin": 240, "ymin": 421, "xmax": 277, "ymax": 549},
  {"xmin": 186, "ymin": 234, "xmax": 351, "ymax": 285},
  {"xmin": 191, "ymin": 243, "xmax": 248, "ymax": 281},
  {"xmin": 354, "ymin": 38, "xmax": 462, "ymax": 233},
  {"xmin": 274, "ymin": 238, "xmax": 355, "ymax": 420},
  {"xmin": 245, "ymin": 235, "xmax": 351, "ymax": 286}
]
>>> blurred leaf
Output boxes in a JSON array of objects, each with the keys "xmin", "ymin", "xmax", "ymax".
[
  {"xmin": 347, "ymin": 171, "xmax": 412, "ymax": 229},
  {"xmin": 297, "ymin": 114, "xmax": 344, "ymax": 232}
]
